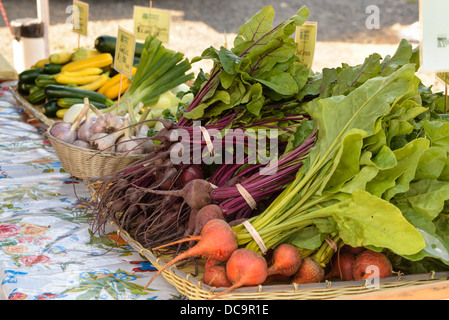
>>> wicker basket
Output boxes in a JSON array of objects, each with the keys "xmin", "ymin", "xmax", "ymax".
[
  {"xmin": 108, "ymin": 220, "xmax": 449, "ymax": 300},
  {"xmin": 47, "ymin": 127, "xmax": 144, "ymax": 179}
]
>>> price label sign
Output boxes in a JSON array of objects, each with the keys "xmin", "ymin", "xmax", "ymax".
[
  {"xmin": 133, "ymin": 5, "xmax": 171, "ymax": 43},
  {"xmin": 419, "ymin": 0, "xmax": 449, "ymax": 71},
  {"xmin": 72, "ymin": 0, "xmax": 89, "ymax": 36},
  {"xmin": 114, "ymin": 26, "xmax": 136, "ymax": 78},
  {"xmin": 295, "ymin": 21, "xmax": 317, "ymax": 70}
]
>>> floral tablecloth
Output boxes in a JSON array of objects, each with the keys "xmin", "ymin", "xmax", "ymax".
[{"xmin": 0, "ymin": 82, "xmax": 183, "ymax": 300}]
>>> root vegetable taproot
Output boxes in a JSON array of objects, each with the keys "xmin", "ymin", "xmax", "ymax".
[
  {"xmin": 144, "ymin": 219, "xmax": 237, "ymax": 289},
  {"xmin": 267, "ymin": 243, "xmax": 302, "ymax": 277},
  {"xmin": 352, "ymin": 250, "xmax": 392, "ymax": 280},
  {"xmin": 292, "ymin": 257, "xmax": 324, "ymax": 284},
  {"xmin": 193, "ymin": 204, "xmax": 225, "ymax": 236},
  {"xmin": 177, "ymin": 165, "xmax": 203, "ymax": 188},
  {"xmin": 143, "ymin": 179, "xmax": 213, "ymax": 209},
  {"xmin": 210, "ymin": 248, "xmax": 268, "ymax": 299},
  {"xmin": 201, "ymin": 265, "xmax": 231, "ymax": 288},
  {"xmin": 330, "ymin": 251, "xmax": 355, "ymax": 281}
]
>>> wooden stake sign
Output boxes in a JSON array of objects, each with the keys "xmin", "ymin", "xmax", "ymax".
[
  {"xmin": 419, "ymin": 0, "xmax": 449, "ymax": 71},
  {"xmin": 113, "ymin": 26, "xmax": 136, "ymax": 107},
  {"xmin": 295, "ymin": 21, "xmax": 317, "ymax": 70},
  {"xmin": 133, "ymin": 4, "xmax": 171, "ymax": 43},
  {"xmin": 72, "ymin": 0, "xmax": 89, "ymax": 48}
]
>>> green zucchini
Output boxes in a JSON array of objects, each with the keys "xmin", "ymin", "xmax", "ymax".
[
  {"xmin": 44, "ymin": 84, "xmax": 114, "ymax": 106},
  {"xmin": 17, "ymin": 80, "xmax": 34, "ymax": 95},
  {"xmin": 43, "ymin": 99, "xmax": 60, "ymax": 117},
  {"xmin": 27, "ymin": 86, "xmax": 47, "ymax": 104},
  {"xmin": 57, "ymin": 97, "xmax": 107, "ymax": 109},
  {"xmin": 42, "ymin": 63, "xmax": 63, "ymax": 74},
  {"xmin": 35, "ymin": 74, "xmax": 58, "ymax": 87},
  {"xmin": 19, "ymin": 68, "xmax": 43, "ymax": 84},
  {"xmin": 94, "ymin": 35, "xmax": 144, "ymax": 57}
]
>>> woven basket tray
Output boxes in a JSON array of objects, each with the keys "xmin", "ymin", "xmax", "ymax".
[
  {"xmin": 105, "ymin": 220, "xmax": 449, "ymax": 300},
  {"xmin": 47, "ymin": 127, "xmax": 144, "ymax": 179}
]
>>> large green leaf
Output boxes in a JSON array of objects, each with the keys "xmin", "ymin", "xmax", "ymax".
[
  {"xmin": 365, "ymin": 138, "xmax": 429, "ymax": 200},
  {"xmin": 422, "ymin": 120, "xmax": 449, "ymax": 152},
  {"xmin": 394, "ymin": 179, "xmax": 449, "ymax": 220},
  {"xmin": 305, "ymin": 63, "xmax": 416, "ymax": 169},
  {"xmin": 316, "ymin": 190, "xmax": 425, "ymax": 255}
]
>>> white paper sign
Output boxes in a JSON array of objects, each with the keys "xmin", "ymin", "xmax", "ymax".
[{"xmin": 419, "ymin": 0, "xmax": 449, "ymax": 71}]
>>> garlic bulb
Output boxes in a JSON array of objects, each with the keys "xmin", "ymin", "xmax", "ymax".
[
  {"xmin": 115, "ymin": 119, "xmax": 144, "ymax": 154},
  {"xmin": 77, "ymin": 108, "xmax": 96, "ymax": 142},
  {"xmin": 91, "ymin": 112, "xmax": 125, "ymax": 134},
  {"xmin": 50, "ymin": 104, "xmax": 89, "ymax": 144},
  {"xmin": 72, "ymin": 139, "xmax": 91, "ymax": 149},
  {"xmin": 89, "ymin": 128, "xmax": 125, "ymax": 152},
  {"xmin": 134, "ymin": 123, "xmax": 154, "ymax": 152}
]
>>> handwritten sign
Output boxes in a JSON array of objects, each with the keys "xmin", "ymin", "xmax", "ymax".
[
  {"xmin": 114, "ymin": 27, "xmax": 136, "ymax": 78},
  {"xmin": 72, "ymin": 0, "xmax": 89, "ymax": 36},
  {"xmin": 133, "ymin": 5, "xmax": 171, "ymax": 43},
  {"xmin": 295, "ymin": 21, "xmax": 317, "ymax": 70},
  {"xmin": 419, "ymin": 0, "xmax": 449, "ymax": 71}
]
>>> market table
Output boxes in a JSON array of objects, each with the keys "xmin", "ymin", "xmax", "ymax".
[{"xmin": 0, "ymin": 81, "xmax": 183, "ymax": 300}]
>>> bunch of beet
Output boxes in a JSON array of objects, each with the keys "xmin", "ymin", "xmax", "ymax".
[
  {"xmin": 326, "ymin": 246, "xmax": 393, "ymax": 281},
  {"xmin": 89, "ymin": 114, "xmax": 314, "ymax": 252},
  {"xmin": 143, "ymin": 221, "xmax": 306, "ymax": 299}
]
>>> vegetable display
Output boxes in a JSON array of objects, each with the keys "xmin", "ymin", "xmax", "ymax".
[{"xmin": 19, "ymin": 4, "xmax": 449, "ymax": 299}]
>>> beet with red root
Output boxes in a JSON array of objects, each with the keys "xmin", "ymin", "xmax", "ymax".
[
  {"xmin": 352, "ymin": 249, "xmax": 393, "ymax": 280},
  {"xmin": 330, "ymin": 251, "xmax": 355, "ymax": 281}
]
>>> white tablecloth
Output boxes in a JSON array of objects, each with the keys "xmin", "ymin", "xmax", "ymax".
[{"xmin": 0, "ymin": 82, "xmax": 183, "ymax": 300}]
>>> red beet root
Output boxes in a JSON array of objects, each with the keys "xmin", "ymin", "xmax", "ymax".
[
  {"xmin": 352, "ymin": 250, "xmax": 393, "ymax": 280},
  {"xmin": 193, "ymin": 204, "xmax": 225, "ymax": 236},
  {"xmin": 341, "ymin": 245, "xmax": 365, "ymax": 255},
  {"xmin": 145, "ymin": 179, "xmax": 213, "ymax": 209},
  {"xmin": 330, "ymin": 252, "xmax": 355, "ymax": 281},
  {"xmin": 177, "ymin": 165, "xmax": 203, "ymax": 187}
]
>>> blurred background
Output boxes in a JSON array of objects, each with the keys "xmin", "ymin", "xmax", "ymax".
[{"xmin": 0, "ymin": 0, "xmax": 441, "ymax": 89}]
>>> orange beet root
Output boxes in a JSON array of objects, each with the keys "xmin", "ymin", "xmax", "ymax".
[
  {"xmin": 202, "ymin": 265, "xmax": 231, "ymax": 288},
  {"xmin": 292, "ymin": 257, "xmax": 324, "ymax": 284},
  {"xmin": 267, "ymin": 243, "xmax": 302, "ymax": 277}
]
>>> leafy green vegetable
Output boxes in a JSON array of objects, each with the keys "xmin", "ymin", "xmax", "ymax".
[
  {"xmin": 234, "ymin": 63, "xmax": 425, "ymax": 255},
  {"xmin": 179, "ymin": 5, "xmax": 311, "ymax": 131},
  {"xmin": 103, "ymin": 36, "xmax": 194, "ymax": 115}
]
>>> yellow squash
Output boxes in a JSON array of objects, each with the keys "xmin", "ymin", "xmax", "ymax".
[
  {"xmin": 71, "ymin": 47, "xmax": 101, "ymax": 61},
  {"xmin": 56, "ymin": 108, "xmax": 69, "ymax": 119},
  {"xmin": 59, "ymin": 67, "xmax": 103, "ymax": 78},
  {"xmin": 61, "ymin": 53, "xmax": 113, "ymax": 72},
  {"xmin": 104, "ymin": 79, "xmax": 132, "ymax": 99},
  {"xmin": 33, "ymin": 58, "xmax": 50, "ymax": 68},
  {"xmin": 55, "ymin": 73, "xmax": 101, "ymax": 85},
  {"xmin": 76, "ymin": 73, "xmax": 110, "ymax": 91},
  {"xmin": 97, "ymin": 66, "xmax": 137, "ymax": 94},
  {"xmin": 49, "ymin": 51, "xmax": 73, "ymax": 64}
]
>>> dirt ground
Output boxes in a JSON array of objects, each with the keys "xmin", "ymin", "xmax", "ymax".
[{"xmin": 0, "ymin": 0, "xmax": 444, "ymax": 92}]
